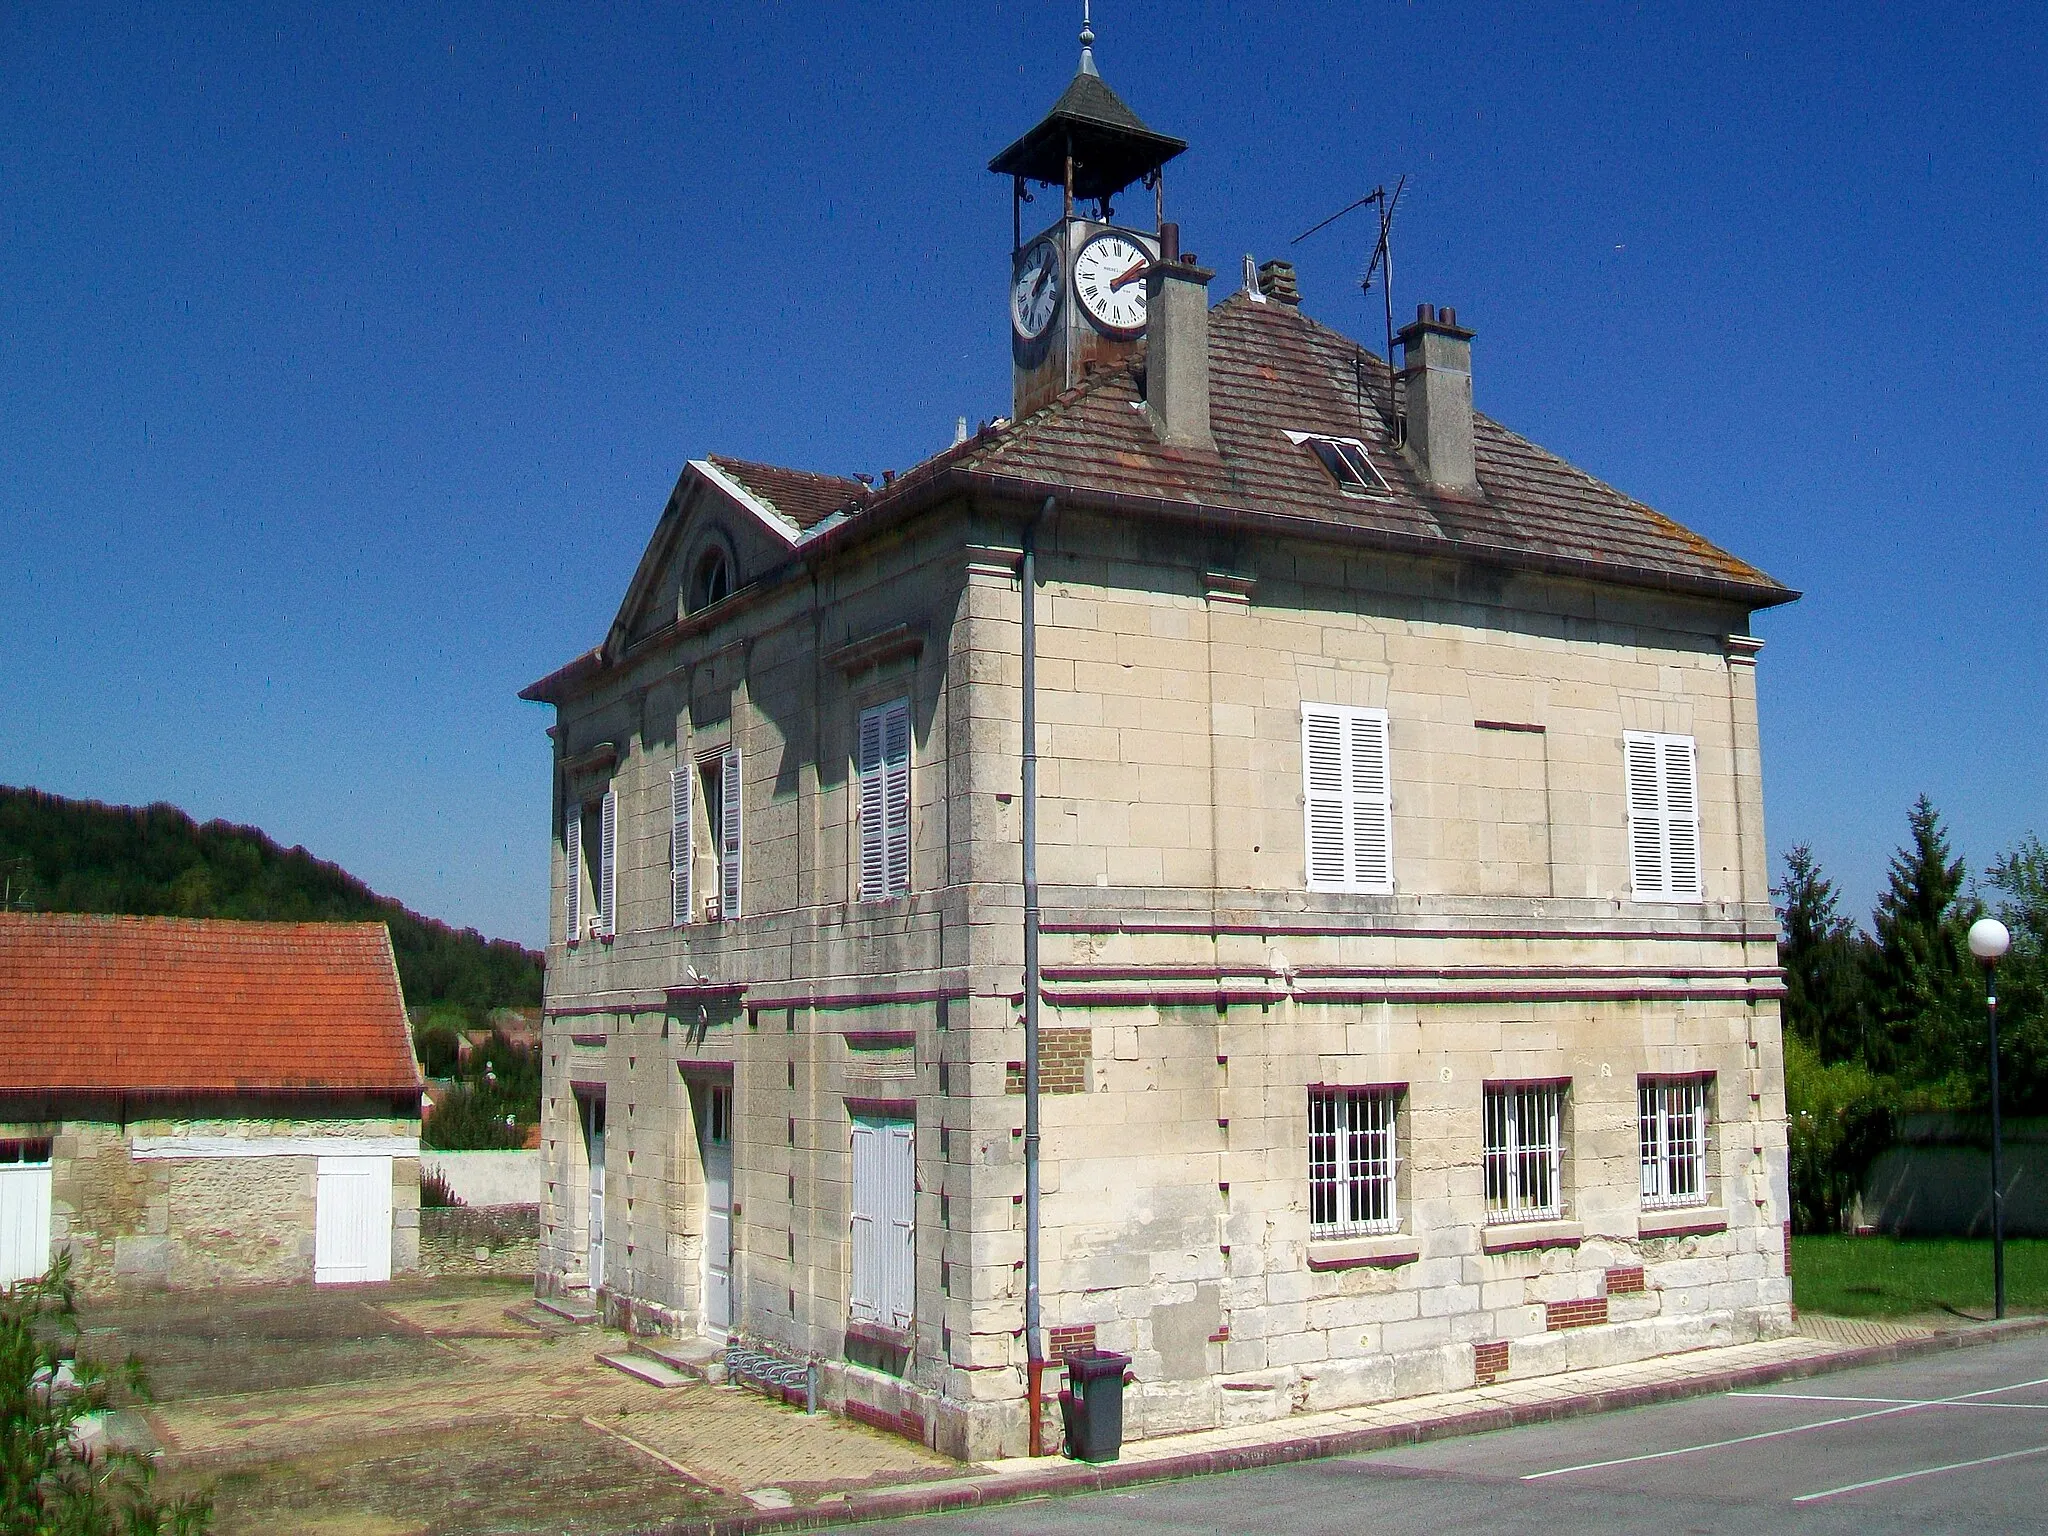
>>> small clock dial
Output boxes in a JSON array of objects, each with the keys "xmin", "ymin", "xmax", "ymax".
[
  {"xmin": 1073, "ymin": 231, "xmax": 1150, "ymax": 335},
  {"xmin": 1011, "ymin": 239, "xmax": 1062, "ymax": 340}
]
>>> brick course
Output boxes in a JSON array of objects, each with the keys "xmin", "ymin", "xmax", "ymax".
[
  {"xmin": 1473, "ymin": 1340, "xmax": 1509, "ymax": 1383},
  {"xmin": 1605, "ymin": 1265, "xmax": 1645, "ymax": 1295},
  {"xmin": 1005, "ymin": 1029, "xmax": 1092, "ymax": 1095},
  {"xmin": 1049, "ymin": 1323, "xmax": 1098, "ymax": 1359},
  {"xmin": 1546, "ymin": 1297, "xmax": 1609, "ymax": 1331}
]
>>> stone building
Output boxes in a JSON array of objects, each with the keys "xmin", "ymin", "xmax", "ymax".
[
  {"xmin": 522, "ymin": 41, "xmax": 1797, "ymax": 1459},
  {"xmin": 0, "ymin": 913, "xmax": 423, "ymax": 1292}
]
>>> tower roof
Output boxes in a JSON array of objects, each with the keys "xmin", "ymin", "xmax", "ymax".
[{"xmin": 988, "ymin": 65, "xmax": 1186, "ymax": 203}]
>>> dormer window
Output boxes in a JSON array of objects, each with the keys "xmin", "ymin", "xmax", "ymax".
[
  {"xmin": 1288, "ymin": 432, "xmax": 1392, "ymax": 496},
  {"xmin": 688, "ymin": 547, "xmax": 733, "ymax": 613}
]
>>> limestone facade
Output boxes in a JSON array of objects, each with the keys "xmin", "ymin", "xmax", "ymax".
[{"xmin": 532, "ymin": 481, "xmax": 1792, "ymax": 1459}]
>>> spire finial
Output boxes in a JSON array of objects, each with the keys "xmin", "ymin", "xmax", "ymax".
[{"xmin": 1078, "ymin": 0, "xmax": 1098, "ymax": 76}]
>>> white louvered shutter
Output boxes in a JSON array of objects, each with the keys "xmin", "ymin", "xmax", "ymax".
[
  {"xmin": 720, "ymin": 747, "xmax": 742, "ymax": 921},
  {"xmin": 1625, "ymin": 733, "xmax": 1666, "ymax": 897},
  {"xmin": 858, "ymin": 705, "xmax": 887, "ymax": 900},
  {"xmin": 858, "ymin": 699, "xmax": 913, "ymax": 901},
  {"xmin": 670, "ymin": 767, "xmax": 692, "ymax": 926},
  {"xmin": 1662, "ymin": 736, "xmax": 1702, "ymax": 898},
  {"xmin": 1625, "ymin": 732, "xmax": 1702, "ymax": 901},
  {"xmin": 884, "ymin": 1118, "xmax": 915, "ymax": 1330},
  {"xmin": 1347, "ymin": 710, "xmax": 1393, "ymax": 890},
  {"xmin": 564, "ymin": 802, "xmax": 582, "ymax": 942},
  {"xmin": 849, "ymin": 1118, "xmax": 880, "ymax": 1323},
  {"xmin": 598, "ymin": 787, "xmax": 618, "ymax": 936},
  {"xmin": 1302, "ymin": 704, "xmax": 1393, "ymax": 893}
]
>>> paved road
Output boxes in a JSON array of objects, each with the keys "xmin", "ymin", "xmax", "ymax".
[{"xmin": 857, "ymin": 1334, "xmax": 2048, "ymax": 1534}]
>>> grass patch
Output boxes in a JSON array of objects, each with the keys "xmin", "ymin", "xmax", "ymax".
[{"xmin": 1794, "ymin": 1235, "xmax": 2048, "ymax": 1318}]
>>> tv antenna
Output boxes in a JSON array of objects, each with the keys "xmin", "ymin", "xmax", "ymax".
[{"xmin": 1293, "ymin": 174, "xmax": 1407, "ymax": 439}]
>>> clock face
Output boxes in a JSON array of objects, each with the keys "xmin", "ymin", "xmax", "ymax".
[
  {"xmin": 1011, "ymin": 238, "xmax": 1062, "ymax": 341},
  {"xmin": 1073, "ymin": 231, "xmax": 1150, "ymax": 335}
]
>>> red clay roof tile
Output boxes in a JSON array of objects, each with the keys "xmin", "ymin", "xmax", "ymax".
[{"xmin": 0, "ymin": 914, "xmax": 421, "ymax": 1097}]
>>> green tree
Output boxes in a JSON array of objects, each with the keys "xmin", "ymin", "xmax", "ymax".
[
  {"xmin": 1783, "ymin": 1034, "xmax": 1895, "ymax": 1233},
  {"xmin": 1864, "ymin": 797, "xmax": 1980, "ymax": 1096},
  {"xmin": 1, "ymin": 1259, "xmax": 211, "ymax": 1534},
  {"xmin": 1774, "ymin": 844, "xmax": 1869, "ymax": 1065},
  {"xmin": 1986, "ymin": 834, "xmax": 2048, "ymax": 1115}
]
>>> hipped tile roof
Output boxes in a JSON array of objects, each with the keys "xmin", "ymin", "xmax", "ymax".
[{"xmin": 0, "ymin": 914, "xmax": 421, "ymax": 1097}]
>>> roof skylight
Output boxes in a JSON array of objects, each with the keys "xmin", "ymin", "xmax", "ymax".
[{"xmin": 1288, "ymin": 432, "xmax": 1392, "ymax": 496}]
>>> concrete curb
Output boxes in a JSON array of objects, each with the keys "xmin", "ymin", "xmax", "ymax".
[{"xmin": 646, "ymin": 1316, "xmax": 2048, "ymax": 1535}]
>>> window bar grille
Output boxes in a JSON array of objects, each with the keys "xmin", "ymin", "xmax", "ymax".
[
  {"xmin": 1484, "ymin": 1084, "xmax": 1564, "ymax": 1223},
  {"xmin": 1640, "ymin": 1078, "xmax": 1709, "ymax": 1209},
  {"xmin": 1308, "ymin": 1088, "xmax": 1399, "ymax": 1238}
]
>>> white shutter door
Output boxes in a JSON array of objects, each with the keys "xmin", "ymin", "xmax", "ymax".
[
  {"xmin": 598, "ymin": 788, "xmax": 618, "ymax": 936},
  {"xmin": 315, "ymin": 1156, "xmax": 393, "ymax": 1284},
  {"xmin": 849, "ymin": 1119, "xmax": 881, "ymax": 1323},
  {"xmin": 885, "ymin": 1119, "xmax": 915, "ymax": 1330},
  {"xmin": 670, "ymin": 767, "xmax": 693, "ymax": 926},
  {"xmin": 720, "ymin": 748, "xmax": 743, "ymax": 920},
  {"xmin": 1662, "ymin": 737, "xmax": 1702, "ymax": 898},
  {"xmin": 564, "ymin": 803, "xmax": 582, "ymax": 941},
  {"xmin": 858, "ymin": 707, "xmax": 887, "ymax": 900},
  {"xmin": 883, "ymin": 700, "xmax": 912, "ymax": 898},
  {"xmin": 1302, "ymin": 707, "xmax": 1348, "ymax": 889},
  {"xmin": 1624, "ymin": 733, "xmax": 1666, "ymax": 897},
  {"xmin": 0, "ymin": 1162, "xmax": 53, "ymax": 1288},
  {"xmin": 1348, "ymin": 710, "xmax": 1393, "ymax": 891}
]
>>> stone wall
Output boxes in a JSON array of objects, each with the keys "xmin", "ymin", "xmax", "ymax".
[{"xmin": 0, "ymin": 1112, "xmax": 420, "ymax": 1293}]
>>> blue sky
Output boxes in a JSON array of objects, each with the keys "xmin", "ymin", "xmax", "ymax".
[{"xmin": 2, "ymin": 2, "xmax": 2041, "ymax": 947}]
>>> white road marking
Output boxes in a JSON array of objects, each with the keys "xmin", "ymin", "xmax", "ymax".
[
  {"xmin": 1793, "ymin": 1442, "xmax": 2048, "ymax": 1504},
  {"xmin": 1522, "ymin": 1373, "xmax": 2048, "ymax": 1482},
  {"xmin": 1734, "ymin": 1390, "xmax": 2048, "ymax": 1411}
]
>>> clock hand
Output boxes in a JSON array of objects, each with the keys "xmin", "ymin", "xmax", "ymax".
[{"xmin": 1109, "ymin": 259, "xmax": 1149, "ymax": 291}]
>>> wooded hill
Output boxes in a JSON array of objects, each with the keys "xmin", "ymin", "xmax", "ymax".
[{"xmin": 0, "ymin": 786, "xmax": 541, "ymax": 1020}]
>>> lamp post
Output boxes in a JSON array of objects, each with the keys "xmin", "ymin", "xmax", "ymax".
[{"xmin": 1968, "ymin": 916, "xmax": 2012, "ymax": 1320}]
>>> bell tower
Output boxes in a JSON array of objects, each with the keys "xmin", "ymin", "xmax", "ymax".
[{"xmin": 989, "ymin": 11, "xmax": 1187, "ymax": 419}]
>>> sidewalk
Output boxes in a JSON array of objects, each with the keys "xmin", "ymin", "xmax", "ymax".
[{"xmin": 653, "ymin": 1312, "xmax": 2048, "ymax": 1536}]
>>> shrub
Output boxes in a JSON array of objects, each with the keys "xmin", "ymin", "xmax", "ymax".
[
  {"xmin": 1785, "ymin": 1034, "xmax": 1896, "ymax": 1233},
  {"xmin": 420, "ymin": 1169, "xmax": 462, "ymax": 1208},
  {"xmin": 1, "ymin": 1255, "xmax": 212, "ymax": 1532}
]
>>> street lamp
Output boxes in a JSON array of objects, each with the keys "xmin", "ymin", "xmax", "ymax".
[{"xmin": 1968, "ymin": 916, "xmax": 2011, "ymax": 1320}]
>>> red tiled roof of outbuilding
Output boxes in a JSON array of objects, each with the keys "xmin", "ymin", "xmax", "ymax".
[{"xmin": 0, "ymin": 913, "xmax": 421, "ymax": 1097}]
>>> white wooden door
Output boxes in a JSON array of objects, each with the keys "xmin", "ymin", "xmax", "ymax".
[
  {"xmin": 0, "ymin": 1140, "xmax": 54, "ymax": 1288},
  {"xmin": 850, "ymin": 1115, "xmax": 914, "ymax": 1331},
  {"xmin": 698, "ymin": 1083, "xmax": 733, "ymax": 1335},
  {"xmin": 314, "ymin": 1155, "xmax": 393, "ymax": 1284},
  {"xmin": 584, "ymin": 1095, "xmax": 607, "ymax": 1292}
]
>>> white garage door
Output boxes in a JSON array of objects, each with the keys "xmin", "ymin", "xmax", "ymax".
[
  {"xmin": 0, "ymin": 1138, "xmax": 54, "ymax": 1288},
  {"xmin": 315, "ymin": 1155, "xmax": 393, "ymax": 1284}
]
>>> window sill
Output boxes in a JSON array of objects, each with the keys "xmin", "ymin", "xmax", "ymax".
[
  {"xmin": 1640, "ymin": 1206, "xmax": 1727, "ymax": 1238},
  {"xmin": 1307, "ymin": 1235, "xmax": 1419, "ymax": 1270},
  {"xmin": 844, "ymin": 1319, "xmax": 913, "ymax": 1352},
  {"xmin": 1482, "ymin": 1219, "xmax": 1583, "ymax": 1254}
]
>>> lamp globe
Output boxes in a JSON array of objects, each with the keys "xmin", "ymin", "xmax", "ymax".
[{"xmin": 1969, "ymin": 917, "xmax": 2011, "ymax": 964}]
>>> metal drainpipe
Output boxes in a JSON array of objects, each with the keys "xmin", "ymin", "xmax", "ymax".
[{"xmin": 1022, "ymin": 494, "xmax": 1053, "ymax": 1455}]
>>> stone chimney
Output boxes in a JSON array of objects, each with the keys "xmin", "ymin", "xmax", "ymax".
[
  {"xmin": 1256, "ymin": 260, "xmax": 1300, "ymax": 306},
  {"xmin": 1144, "ymin": 222, "xmax": 1216, "ymax": 453},
  {"xmin": 1395, "ymin": 303, "xmax": 1478, "ymax": 494}
]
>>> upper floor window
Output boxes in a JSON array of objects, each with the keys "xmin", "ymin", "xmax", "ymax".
[
  {"xmin": 857, "ymin": 698, "xmax": 912, "ymax": 901},
  {"xmin": 1624, "ymin": 732, "xmax": 1702, "ymax": 901},
  {"xmin": 1483, "ymin": 1081, "xmax": 1566, "ymax": 1224},
  {"xmin": 564, "ymin": 788, "xmax": 616, "ymax": 945},
  {"xmin": 688, "ymin": 547, "xmax": 733, "ymax": 613},
  {"xmin": 1307, "ymin": 1086, "xmax": 1401, "ymax": 1238},
  {"xmin": 703, "ymin": 749, "xmax": 742, "ymax": 921},
  {"xmin": 1287, "ymin": 431, "xmax": 1393, "ymax": 495},
  {"xmin": 1301, "ymin": 704, "xmax": 1393, "ymax": 894},
  {"xmin": 1640, "ymin": 1076, "xmax": 1711, "ymax": 1210}
]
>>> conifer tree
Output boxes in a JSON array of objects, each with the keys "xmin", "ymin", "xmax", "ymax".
[
  {"xmin": 1774, "ymin": 844, "xmax": 1868, "ymax": 1065},
  {"xmin": 1865, "ymin": 796, "xmax": 1979, "ymax": 1095}
]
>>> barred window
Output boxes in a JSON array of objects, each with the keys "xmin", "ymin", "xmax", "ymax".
[
  {"xmin": 1308, "ymin": 1087, "xmax": 1401, "ymax": 1238},
  {"xmin": 1640, "ymin": 1076, "xmax": 1711, "ymax": 1209},
  {"xmin": 1483, "ymin": 1082, "xmax": 1566, "ymax": 1223}
]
